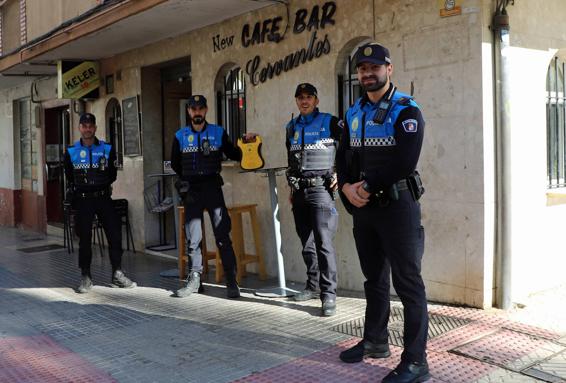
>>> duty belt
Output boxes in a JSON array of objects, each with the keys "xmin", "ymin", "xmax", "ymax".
[
  {"xmin": 77, "ymin": 189, "xmax": 109, "ymax": 199},
  {"xmin": 298, "ymin": 176, "xmax": 325, "ymax": 189},
  {"xmin": 393, "ymin": 179, "xmax": 409, "ymax": 191}
]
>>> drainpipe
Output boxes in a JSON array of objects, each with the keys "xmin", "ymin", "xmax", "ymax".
[{"xmin": 493, "ymin": 2, "xmax": 512, "ymax": 309}]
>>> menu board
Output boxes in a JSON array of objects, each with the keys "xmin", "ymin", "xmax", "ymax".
[{"xmin": 122, "ymin": 96, "xmax": 141, "ymax": 156}]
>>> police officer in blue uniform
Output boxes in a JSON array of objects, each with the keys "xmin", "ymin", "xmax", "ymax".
[
  {"xmin": 171, "ymin": 95, "xmax": 255, "ymax": 299},
  {"xmin": 286, "ymin": 83, "xmax": 341, "ymax": 317},
  {"xmin": 336, "ymin": 43, "xmax": 429, "ymax": 383},
  {"xmin": 64, "ymin": 113, "xmax": 136, "ymax": 293}
]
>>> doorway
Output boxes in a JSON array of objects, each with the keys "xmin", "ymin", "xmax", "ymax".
[{"xmin": 44, "ymin": 106, "xmax": 70, "ymax": 226}]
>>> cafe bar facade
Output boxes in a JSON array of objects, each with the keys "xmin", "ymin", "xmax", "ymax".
[{"xmin": 1, "ymin": 0, "xmax": 566, "ymax": 309}]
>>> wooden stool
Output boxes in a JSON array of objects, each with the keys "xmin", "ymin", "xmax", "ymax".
[{"xmin": 178, "ymin": 204, "xmax": 267, "ymax": 283}]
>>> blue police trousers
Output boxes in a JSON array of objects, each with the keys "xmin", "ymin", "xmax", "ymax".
[
  {"xmin": 291, "ymin": 185, "xmax": 338, "ymax": 301},
  {"xmin": 352, "ymin": 189, "xmax": 428, "ymax": 363}
]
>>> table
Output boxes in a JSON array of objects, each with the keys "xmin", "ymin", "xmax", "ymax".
[{"xmin": 252, "ymin": 167, "xmax": 299, "ymax": 298}]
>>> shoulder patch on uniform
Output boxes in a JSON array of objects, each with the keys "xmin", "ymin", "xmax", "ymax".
[{"xmin": 402, "ymin": 119, "xmax": 418, "ymax": 133}]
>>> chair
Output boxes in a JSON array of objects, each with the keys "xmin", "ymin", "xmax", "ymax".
[{"xmin": 63, "ymin": 204, "xmax": 105, "ymax": 257}]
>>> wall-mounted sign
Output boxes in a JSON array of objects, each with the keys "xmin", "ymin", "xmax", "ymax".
[
  {"xmin": 122, "ymin": 96, "xmax": 142, "ymax": 157},
  {"xmin": 57, "ymin": 60, "xmax": 100, "ymax": 99},
  {"xmin": 439, "ymin": 0, "xmax": 462, "ymax": 17}
]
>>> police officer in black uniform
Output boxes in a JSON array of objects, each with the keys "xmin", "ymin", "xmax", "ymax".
[
  {"xmin": 171, "ymin": 95, "xmax": 256, "ymax": 299},
  {"xmin": 64, "ymin": 113, "xmax": 136, "ymax": 293},
  {"xmin": 285, "ymin": 83, "xmax": 341, "ymax": 317},
  {"xmin": 336, "ymin": 43, "xmax": 429, "ymax": 383}
]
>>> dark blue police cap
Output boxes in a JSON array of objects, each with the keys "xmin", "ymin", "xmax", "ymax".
[
  {"xmin": 295, "ymin": 83, "xmax": 318, "ymax": 98},
  {"xmin": 187, "ymin": 95, "xmax": 207, "ymax": 108},
  {"xmin": 79, "ymin": 113, "xmax": 96, "ymax": 125},
  {"xmin": 354, "ymin": 42, "xmax": 391, "ymax": 67}
]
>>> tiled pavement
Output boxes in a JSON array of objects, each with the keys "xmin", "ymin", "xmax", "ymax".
[{"xmin": 0, "ymin": 227, "xmax": 565, "ymax": 383}]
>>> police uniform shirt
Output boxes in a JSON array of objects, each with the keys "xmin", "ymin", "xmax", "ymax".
[
  {"xmin": 336, "ymin": 83, "xmax": 425, "ymax": 193},
  {"xmin": 63, "ymin": 137, "xmax": 118, "ymax": 192},
  {"xmin": 285, "ymin": 109, "xmax": 342, "ymax": 179},
  {"xmin": 171, "ymin": 122, "xmax": 242, "ymax": 179}
]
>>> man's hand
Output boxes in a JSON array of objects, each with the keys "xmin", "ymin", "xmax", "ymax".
[
  {"xmin": 242, "ymin": 133, "xmax": 259, "ymax": 143},
  {"xmin": 329, "ymin": 173, "xmax": 338, "ymax": 192},
  {"xmin": 342, "ymin": 181, "xmax": 369, "ymax": 208},
  {"xmin": 356, "ymin": 182, "xmax": 371, "ymax": 200}
]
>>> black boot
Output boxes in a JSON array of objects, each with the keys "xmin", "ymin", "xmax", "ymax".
[
  {"xmin": 339, "ymin": 339, "xmax": 391, "ymax": 363},
  {"xmin": 382, "ymin": 361, "xmax": 430, "ymax": 383},
  {"xmin": 176, "ymin": 272, "xmax": 201, "ymax": 298},
  {"xmin": 225, "ymin": 273, "xmax": 240, "ymax": 299}
]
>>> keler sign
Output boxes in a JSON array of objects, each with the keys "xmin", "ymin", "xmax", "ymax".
[{"xmin": 57, "ymin": 61, "xmax": 100, "ymax": 99}]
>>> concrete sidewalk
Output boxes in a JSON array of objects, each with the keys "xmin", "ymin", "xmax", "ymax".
[{"xmin": 0, "ymin": 226, "xmax": 565, "ymax": 383}]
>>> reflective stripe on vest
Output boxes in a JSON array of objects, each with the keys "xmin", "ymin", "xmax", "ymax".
[
  {"xmin": 346, "ymin": 91, "xmax": 419, "ymax": 173},
  {"xmin": 175, "ymin": 124, "xmax": 224, "ymax": 176},
  {"xmin": 68, "ymin": 140, "xmax": 112, "ymax": 187},
  {"xmin": 287, "ymin": 111, "xmax": 336, "ymax": 172}
]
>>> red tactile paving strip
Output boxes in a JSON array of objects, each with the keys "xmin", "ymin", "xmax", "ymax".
[
  {"xmin": 452, "ymin": 328, "xmax": 559, "ymax": 368},
  {"xmin": 233, "ymin": 305, "xmax": 566, "ymax": 383},
  {"xmin": 232, "ymin": 338, "xmax": 496, "ymax": 383},
  {"xmin": 0, "ymin": 335, "xmax": 116, "ymax": 383}
]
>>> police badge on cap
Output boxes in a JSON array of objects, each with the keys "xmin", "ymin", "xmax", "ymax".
[
  {"xmin": 294, "ymin": 83, "xmax": 318, "ymax": 98},
  {"xmin": 79, "ymin": 113, "xmax": 96, "ymax": 125},
  {"xmin": 187, "ymin": 95, "xmax": 207, "ymax": 108},
  {"xmin": 354, "ymin": 42, "xmax": 391, "ymax": 67}
]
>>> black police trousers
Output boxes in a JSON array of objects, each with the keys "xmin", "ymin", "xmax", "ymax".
[
  {"xmin": 74, "ymin": 196, "xmax": 122, "ymax": 273},
  {"xmin": 352, "ymin": 189, "xmax": 427, "ymax": 363},
  {"xmin": 291, "ymin": 185, "xmax": 338, "ymax": 301},
  {"xmin": 183, "ymin": 185, "xmax": 236, "ymax": 277}
]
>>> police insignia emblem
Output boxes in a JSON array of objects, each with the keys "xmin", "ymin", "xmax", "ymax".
[
  {"xmin": 301, "ymin": 84, "xmax": 306, "ymax": 88},
  {"xmin": 294, "ymin": 131, "xmax": 299, "ymax": 141},
  {"xmin": 80, "ymin": 150, "xmax": 86, "ymax": 158},
  {"xmin": 194, "ymin": 96, "xmax": 200, "ymax": 101},
  {"xmin": 188, "ymin": 135, "xmax": 194, "ymax": 143},
  {"xmin": 402, "ymin": 119, "xmax": 418, "ymax": 133},
  {"xmin": 364, "ymin": 47, "xmax": 372, "ymax": 56},
  {"xmin": 352, "ymin": 117, "xmax": 359, "ymax": 131}
]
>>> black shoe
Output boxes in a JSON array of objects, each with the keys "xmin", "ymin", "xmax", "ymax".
[
  {"xmin": 111, "ymin": 270, "xmax": 136, "ymax": 288},
  {"xmin": 226, "ymin": 280, "xmax": 240, "ymax": 299},
  {"xmin": 176, "ymin": 272, "xmax": 201, "ymax": 298},
  {"xmin": 382, "ymin": 361, "xmax": 430, "ymax": 383},
  {"xmin": 77, "ymin": 275, "xmax": 93, "ymax": 294},
  {"xmin": 339, "ymin": 339, "xmax": 391, "ymax": 363},
  {"xmin": 292, "ymin": 289, "xmax": 317, "ymax": 301},
  {"xmin": 322, "ymin": 299, "xmax": 336, "ymax": 317}
]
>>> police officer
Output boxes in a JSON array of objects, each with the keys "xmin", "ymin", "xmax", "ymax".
[
  {"xmin": 64, "ymin": 113, "xmax": 136, "ymax": 293},
  {"xmin": 336, "ymin": 43, "xmax": 429, "ymax": 383},
  {"xmin": 171, "ymin": 95, "xmax": 256, "ymax": 299},
  {"xmin": 285, "ymin": 83, "xmax": 341, "ymax": 317}
]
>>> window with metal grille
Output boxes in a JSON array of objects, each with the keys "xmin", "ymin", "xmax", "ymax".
[
  {"xmin": 547, "ymin": 56, "xmax": 566, "ymax": 188},
  {"xmin": 216, "ymin": 67, "xmax": 246, "ymax": 144},
  {"xmin": 338, "ymin": 54, "xmax": 363, "ymax": 119}
]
